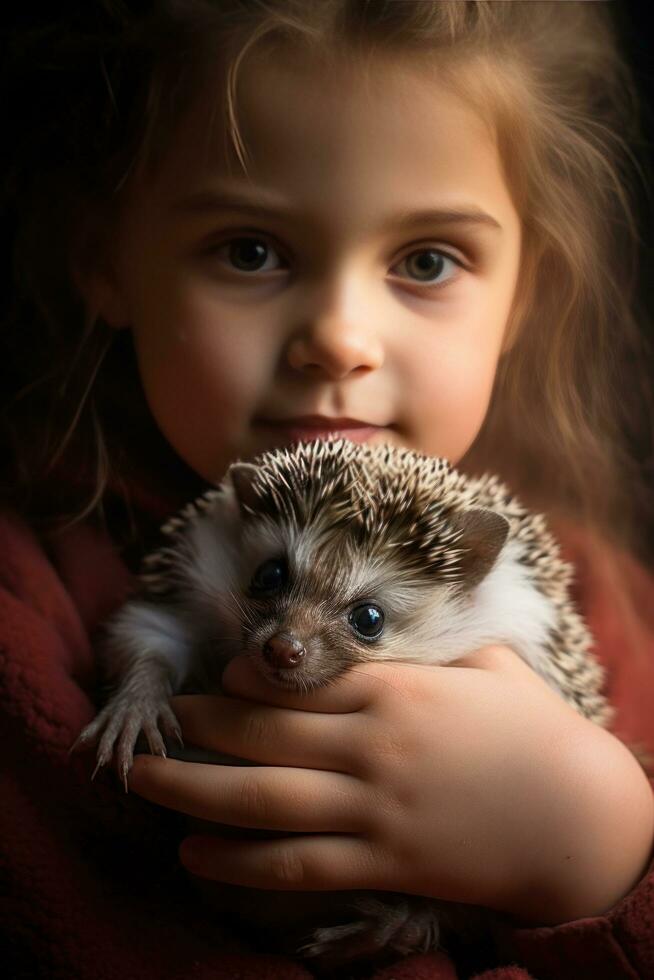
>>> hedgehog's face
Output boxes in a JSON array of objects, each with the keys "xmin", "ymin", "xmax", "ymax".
[
  {"xmin": 228, "ymin": 517, "xmax": 506, "ymax": 691},
  {"xmin": 235, "ymin": 548, "xmax": 393, "ymax": 690},
  {"xmin": 194, "ymin": 446, "xmax": 510, "ymax": 690}
]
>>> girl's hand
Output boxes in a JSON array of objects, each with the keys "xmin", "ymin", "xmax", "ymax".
[{"xmin": 128, "ymin": 647, "xmax": 654, "ymax": 925}]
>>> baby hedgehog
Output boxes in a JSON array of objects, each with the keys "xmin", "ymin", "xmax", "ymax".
[{"xmin": 75, "ymin": 437, "xmax": 612, "ymax": 966}]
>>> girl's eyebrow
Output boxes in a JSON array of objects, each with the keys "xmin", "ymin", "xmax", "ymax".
[{"xmin": 172, "ymin": 189, "xmax": 503, "ymax": 233}]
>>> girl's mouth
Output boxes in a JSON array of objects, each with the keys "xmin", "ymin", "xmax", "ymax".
[{"xmin": 256, "ymin": 415, "xmax": 387, "ymax": 445}]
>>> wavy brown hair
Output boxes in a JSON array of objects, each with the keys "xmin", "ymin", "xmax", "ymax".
[{"xmin": 2, "ymin": 1, "xmax": 652, "ymax": 565}]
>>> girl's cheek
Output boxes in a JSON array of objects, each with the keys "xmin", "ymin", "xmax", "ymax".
[{"xmin": 400, "ymin": 338, "xmax": 500, "ymax": 461}]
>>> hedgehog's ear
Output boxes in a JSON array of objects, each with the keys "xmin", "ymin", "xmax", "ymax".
[
  {"xmin": 223, "ymin": 462, "xmax": 261, "ymax": 517},
  {"xmin": 449, "ymin": 508, "xmax": 509, "ymax": 588}
]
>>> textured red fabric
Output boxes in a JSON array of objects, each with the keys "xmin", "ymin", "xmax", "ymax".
[{"xmin": 1, "ymin": 508, "xmax": 653, "ymax": 980}]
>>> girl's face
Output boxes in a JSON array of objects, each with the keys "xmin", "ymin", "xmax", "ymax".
[{"xmin": 99, "ymin": 49, "xmax": 522, "ymax": 482}]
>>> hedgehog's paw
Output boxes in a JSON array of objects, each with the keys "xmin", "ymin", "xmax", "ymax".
[
  {"xmin": 383, "ymin": 898, "xmax": 441, "ymax": 955},
  {"xmin": 71, "ymin": 687, "xmax": 182, "ymax": 791},
  {"xmin": 297, "ymin": 894, "xmax": 441, "ymax": 968},
  {"xmin": 296, "ymin": 917, "xmax": 381, "ymax": 968}
]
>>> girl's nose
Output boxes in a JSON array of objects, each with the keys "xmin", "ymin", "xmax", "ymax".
[{"xmin": 285, "ymin": 306, "xmax": 384, "ymax": 380}]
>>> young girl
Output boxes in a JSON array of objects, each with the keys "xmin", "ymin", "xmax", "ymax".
[{"xmin": 2, "ymin": 2, "xmax": 654, "ymax": 978}]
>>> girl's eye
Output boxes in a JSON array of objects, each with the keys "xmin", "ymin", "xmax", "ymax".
[
  {"xmin": 348, "ymin": 603, "xmax": 385, "ymax": 641},
  {"xmin": 211, "ymin": 234, "xmax": 462, "ymax": 289},
  {"xmin": 249, "ymin": 558, "xmax": 288, "ymax": 596},
  {"xmin": 215, "ymin": 236, "xmax": 286, "ymax": 274},
  {"xmin": 391, "ymin": 248, "xmax": 461, "ymax": 288}
]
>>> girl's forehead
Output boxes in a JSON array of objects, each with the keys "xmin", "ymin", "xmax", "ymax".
[
  {"xmin": 152, "ymin": 48, "xmax": 497, "ymax": 188},
  {"xmin": 122, "ymin": 45, "xmax": 518, "ymax": 246}
]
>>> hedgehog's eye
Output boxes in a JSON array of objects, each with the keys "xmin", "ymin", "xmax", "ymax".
[
  {"xmin": 348, "ymin": 603, "xmax": 385, "ymax": 641},
  {"xmin": 250, "ymin": 558, "xmax": 288, "ymax": 596}
]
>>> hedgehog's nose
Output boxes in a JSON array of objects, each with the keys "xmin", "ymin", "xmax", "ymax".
[{"xmin": 263, "ymin": 632, "xmax": 306, "ymax": 670}]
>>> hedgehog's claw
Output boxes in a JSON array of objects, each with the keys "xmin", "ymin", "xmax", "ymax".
[
  {"xmin": 91, "ymin": 756, "xmax": 107, "ymax": 781},
  {"xmin": 144, "ymin": 722, "xmax": 168, "ymax": 758},
  {"xmin": 74, "ymin": 683, "xmax": 180, "ymax": 789},
  {"xmin": 72, "ymin": 713, "xmax": 106, "ymax": 755},
  {"xmin": 159, "ymin": 702, "xmax": 184, "ymax": 748},
  {"xmin": 68, "ymin": 731, "xmax": 90, "ymax": 756}
]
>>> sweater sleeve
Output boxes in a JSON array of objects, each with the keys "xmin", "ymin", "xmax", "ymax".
[{"xmin": 482, "ymin": 528, "xmax": 654, "ymax": 980}]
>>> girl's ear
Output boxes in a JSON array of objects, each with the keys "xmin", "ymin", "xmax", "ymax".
[{"xmin": 70, "ymin": 216, "xmax": 130, "ymax": 329}]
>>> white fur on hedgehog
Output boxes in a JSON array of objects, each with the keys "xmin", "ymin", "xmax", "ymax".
[{"xmin": 138, "ymin": 438, "xmax": 612, "ymax": 728}]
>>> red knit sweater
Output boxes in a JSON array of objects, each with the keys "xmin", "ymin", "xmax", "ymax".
[{"xmin": 1, "ymin": 499, "xmax": 653, "ymax": 980}]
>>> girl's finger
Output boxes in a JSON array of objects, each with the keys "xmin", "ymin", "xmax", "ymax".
[
  {"xmin": 178, "ymin": 832, "xmax": 390, "ymax": 891},
  {"xmin": 220, "ymin": 654, "xmax": 398, "ymax": 713},
  {"xmin": 169, "ymin": 694, "xmax": 359, "ymax": 772},
  {"xmin": 128, "ymin": 755, "xmax": 367, "ymax": 833},
  {"xmin": 450, "ymin": 644, "xmax": 525, "ymax": 671}
]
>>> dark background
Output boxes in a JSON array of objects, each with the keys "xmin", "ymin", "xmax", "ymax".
[
  {"xmin": 612, "ymin": 0, "xmax": 654, "ymax": 560},
  {"xmin": 614, "ymin": 0, "xmax": 654, "ymax": 327}
]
